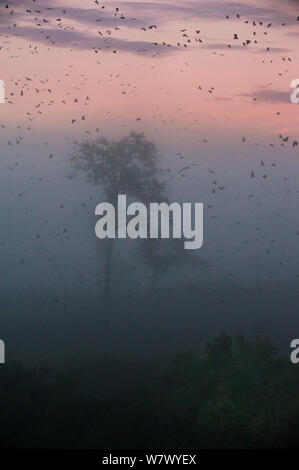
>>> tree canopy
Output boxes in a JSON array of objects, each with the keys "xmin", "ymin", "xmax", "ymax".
[{"xmin": 1, "ymin": 333, "xmax": 299, "ymax": 449}]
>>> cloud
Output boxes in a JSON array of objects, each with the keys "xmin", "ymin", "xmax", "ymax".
[
  {"xmin": 214, "ymin": 97, "xmax": 234, "ymax": 101},
  {"xmin": 0, "ymin": 1, "xmax": 177, "ymax": 55},
  {"xmin": 244, "ymin": 89, "xmax": 290, "ymax": 103},
  {"xmin": 202, "ymin": 43, "xmax": 244, "ymax": 50},
  {"xmin": 2, "ymin": 0, "xmax": 297, "ymax": 28},
  {"xmin": 201, "ymin": 43, "xmax": 292, "ymax": 54},
  {"xmin": 0, "ymin": 2, "xmax": 146, "ymax": 29},
  {"xmin": 120, "ymin": 0, "xmax": 296, "ymax": 24},
  {"xmin": 1, "ymin": 0, "xmax": 297, "ymax": 56},
  {"xmin": 284, "ymin": 30, "xmax": 299, "ymax": 37},
  {"xmin": 2, "ymin": 24, "xmax": 178, "ymax": 56},
  {"xmin": 254, "ymin": 47, "xmax": 293, "ymax": 53}
]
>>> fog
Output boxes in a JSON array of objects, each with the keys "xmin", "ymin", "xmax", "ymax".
[{"xmin": 0, "ymin": 130, "xmax": 297, "ymax": 364}]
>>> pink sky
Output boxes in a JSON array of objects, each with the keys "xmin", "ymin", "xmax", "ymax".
[
  {"xmin": 0, "ymin": 0, "xmax": 299, "ymax": 146},
  {"xmin": 0, "ymin": 1, "xmax": 298, "ymax": 288}
]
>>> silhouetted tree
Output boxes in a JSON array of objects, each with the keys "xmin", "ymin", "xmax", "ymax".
[
  {"xmin": 2, "ymin": 333, "xmax": 299, "ymax": 448},
  {"xmin": 71, "ymin": 132, "xmax": 164, "ymax": 352},
  {"xmin": 138, "ymin": 235, "xmax": 207, "ymax": 290}
]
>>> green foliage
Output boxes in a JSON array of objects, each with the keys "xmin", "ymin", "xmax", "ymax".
[
  {"xmin": 1, "ymin": 333, "xmax": 299, "ymax": 448},
  {"xmin": 148, "ymin": 333, "xmax": 299, "ymax": 449}
]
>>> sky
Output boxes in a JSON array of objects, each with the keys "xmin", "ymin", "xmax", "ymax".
[
  {"xmin": 0, "ymin": 1, "xmax": 298, "ymax": 358},
  {"xmin": 1, "ymin": 0, "xmax": 299, "ymax": 139}
]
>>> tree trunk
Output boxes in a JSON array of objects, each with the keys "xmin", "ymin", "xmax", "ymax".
[{"xmin": 102, "ymin": 236, "xmax": 114, "ymax": 355}]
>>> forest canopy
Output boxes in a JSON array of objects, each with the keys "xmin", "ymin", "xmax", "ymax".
[{"xmin": 0, "ymin": 333, "xmax": 298, "ymax": 449}]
